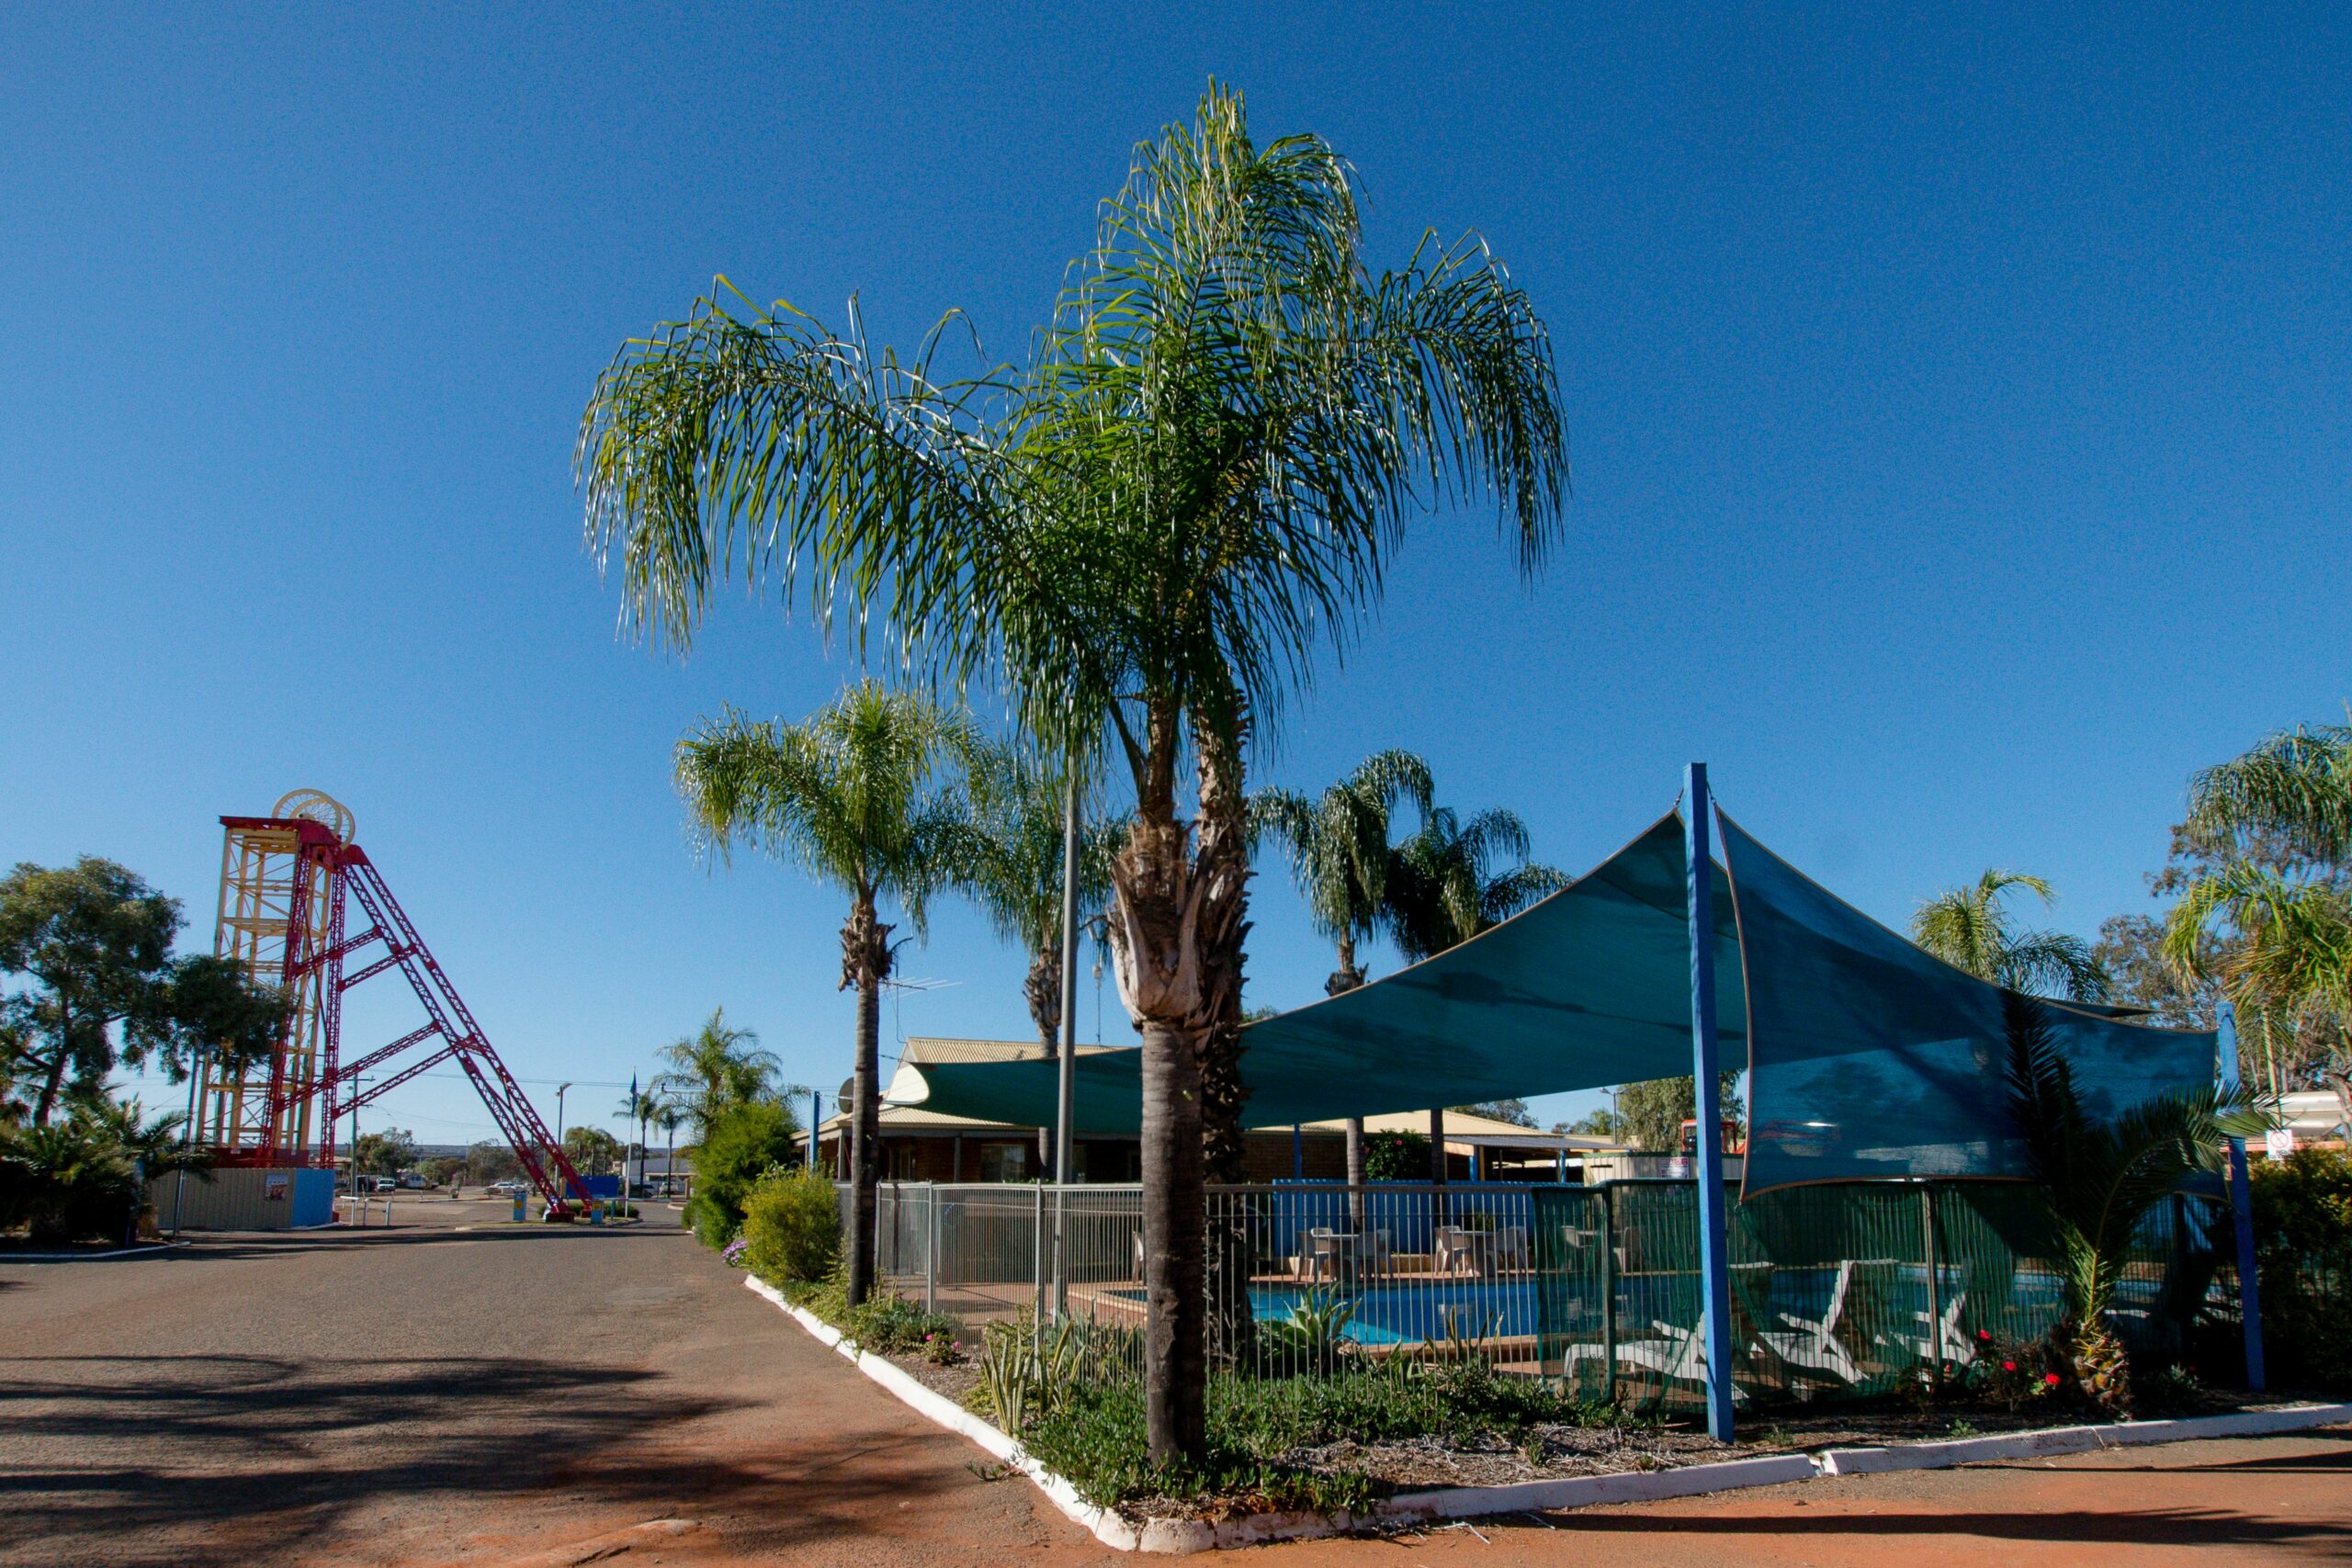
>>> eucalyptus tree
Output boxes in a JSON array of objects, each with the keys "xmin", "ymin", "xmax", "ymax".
[
  {"xmin": 2164, "ymin": 723, "xmax": 2352, "ymax": 1125},
  {"xmin": 1910, "ymin": 871, "xmax": 2111, "ymax": 1002},
  {"xmin": 674, "ymin": 680, "xmax": 968, "ymax": 1303},
  {"xmin": 1381, "ymin": 804, "xmax": 1569, "ymax": 1179},
  {"xmin": 1253, "ymin": 749, "xmax": 1433, "ymax": 1195},
  {"xmin": 579, "ymin": 86, "xmax": 1566, "ymax": 1461}
]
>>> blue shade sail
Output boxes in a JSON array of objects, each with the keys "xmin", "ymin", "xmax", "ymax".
[
  {"xmin": 1717, "ymin": 810, "xmax": 2215, "ymax": 1190},
  {"xmin": 900, "ymin": 814, "xmax": 1743, "ymax": 1134}
]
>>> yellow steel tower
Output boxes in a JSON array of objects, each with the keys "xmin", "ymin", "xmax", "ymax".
[{"xmin": 196, "ymin": 789, "xmax": 354, "ymax": 1163}]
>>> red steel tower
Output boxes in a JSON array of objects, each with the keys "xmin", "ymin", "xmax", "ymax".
[{"xmin": 195, "ymin": 789, "xmax": 589, "ymax": 1209}]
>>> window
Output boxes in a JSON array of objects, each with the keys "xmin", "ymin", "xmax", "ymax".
[{"xmin": 978, "ymin": 1142, "xmax": 1029, "ymax": 1182}]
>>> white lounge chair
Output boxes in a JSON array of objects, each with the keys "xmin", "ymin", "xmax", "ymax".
[
  {"xmin": 1756, "ymin": 1258, "xmax": 1864, "ymax": 1386},
  {"xmin": 1880, "ymin": 1288, "xmax": 1973, "ymax": 1366}
]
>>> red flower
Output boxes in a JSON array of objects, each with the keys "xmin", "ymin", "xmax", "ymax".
[
  {"xmin": 1977, "ymin": 1330, "xmax": 1993, "ymax": 1342},
  {"xmin": 2002, "ymin": 1360, "xmax": 2018, "ymax": 1371},
  {"xmin": 2044, "ymin": 1373, "xmax": 2064, "ymax": 1386}
]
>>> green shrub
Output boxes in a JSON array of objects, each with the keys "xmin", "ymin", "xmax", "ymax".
[
  {"xmin": 1012, "ymin": 1356, "xmax": 1620, "ymax": 1513},
  {"xmin": 1361, "ymin": 1131, "xmax": 1428, "ymax": 1181},
  {"xmin": 2252, "ymin": 1146, "xmax": 2352, "ymax": 1393},
  {"xmin": 684, "ymin": 1100, "xmax": 799, "ymax": 1248},
  {"xmin": 741, "ymin": 1165, "xmax": 839, "ymax": 1284}
]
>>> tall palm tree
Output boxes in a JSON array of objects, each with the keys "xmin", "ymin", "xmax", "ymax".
[
  {"xmin": 579, "ymin": 86, "xmax": 1566, "ymax": 1461},
  {"xmin": 1253, "ymin": 750, "xmax": 1434, "ymax": 1197},
  {"xmin": 658, "ymin": 1103, "xmax": 684, "ymax": 1194},
  {"xmin": 654, "ymin": 1007, "xmax": 785, "ymax": 1142},
  {"xmin": 2003, "ymin": 995, "xmax": 2259, "ymax": 1414},
  {"xmin": 2165, "ymin": 723, "xmax": 2352, "ymax": 1127},
  {"xmin": 1381, "ymin": 804, "xmax": 1569, "ymax": 1179},
  {"xmin": 948, "ymin": 739, "xmax": 1114, "ymax": 1058},
  {"xmin": 1911, "ymin": 871, "xmax": 2111, "ymax": 1001},
  {"xmin": 675, "ymin": 680, "xmax": 967, "ymax": 1304},
  {"xmin": 944, "ymin": 738, "xmax": 1114, "ymax": 1176}
]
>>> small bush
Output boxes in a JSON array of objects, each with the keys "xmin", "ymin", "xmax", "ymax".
[
  {"xmin": 2252, "ymin": 1146, "xmax": 2352, "ymax": 1393},
  {"xmin": 685, "ymin": 1101, "xmax": 800, "ymax": 1248},
  {"xmin": 741, "ymin": 1165, "xmax": 840, "ymax": 1284}
]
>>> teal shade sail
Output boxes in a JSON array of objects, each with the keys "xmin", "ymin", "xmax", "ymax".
[
  {"xmin": 1718, "ymin": 809, "xmax": 2215, "ymax": 1189},
  {"xmin": 893, "ymin": 804, "xmax": 2219, "ymax": 1190},
  {"xmin": 899, "ymin": 815, "xmax": 1743, "ymax": 1134}
]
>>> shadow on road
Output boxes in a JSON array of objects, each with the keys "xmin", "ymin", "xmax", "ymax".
[{"xmin": 0, "ymin": 1349, "xmax": 768, "ymax": 1568}]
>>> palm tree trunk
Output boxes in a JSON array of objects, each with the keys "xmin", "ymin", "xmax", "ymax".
[
  {"xmin": 842, "ymin": 891, "xmax": 893, "ymax": 1306},
  {"xmin": 1138, "ymin": 1015, "xmax": 1206, "ymax": 1461},
  {"xmin": 1327, "ymin": 954, "xmax": 1366, "ymax": 1224},
  {"xmin": 1027, "ymin": 944, "xmax": 1062, "ymax": 1176},
  {"xmin": 1192, "ymin": 710, "xmax": 1253, "ymax": 1184}
]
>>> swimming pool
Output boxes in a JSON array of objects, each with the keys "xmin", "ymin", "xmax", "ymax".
[{"xmin": 1110, "ymin": 1280, "xmax": 1541, "ymax": 1345}]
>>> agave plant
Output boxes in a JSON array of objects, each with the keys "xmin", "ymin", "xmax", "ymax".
[
  {"xmin": 2002, "ymin": 994, "xmax": 2263, "ymax": 1414},
  {"xmin": 1260, "ymin": 1286, "xmax": 1359, "ymax": 1377}
]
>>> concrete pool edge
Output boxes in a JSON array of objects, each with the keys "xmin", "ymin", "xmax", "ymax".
[{"xmin": 743, "ymin": 1276, "xmax": 2351, "ymax": 1554}]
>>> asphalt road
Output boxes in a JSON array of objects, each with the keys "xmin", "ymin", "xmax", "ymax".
[
  {"xmin": 0, "ymin": 1198, "xmax": 1105, "ymax": 1568},
  {"xmin": 4, "ymin": 1200, "xmax": 2346, "ymax": 1567}
]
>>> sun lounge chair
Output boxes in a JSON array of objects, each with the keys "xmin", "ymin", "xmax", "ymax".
[
  {"xmin": 1620, "ymin": 1319, "xmax": 1752, "ymax": 1404},
  {"xmin": 1756, "ymin": 1258, "xmax": 1864, "ymax": 1386},
  {"xmin": 1879, "ymin": 1288, "xmax": 1973, "ymax": 1366}
]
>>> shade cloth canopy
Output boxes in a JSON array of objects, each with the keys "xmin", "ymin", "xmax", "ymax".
[{"xmin": 889, "ymin": 806, "xmax": 2216, "ymax": 1190}]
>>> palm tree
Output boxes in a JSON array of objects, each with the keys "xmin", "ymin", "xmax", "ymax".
[
  {"xmin": 674, "ymin": 680, "xmax": 967, "ymax": 1304},
  {"xmin": 654, "ymin": 1007, "xmax": 785, "ymax": 1142},
  {"xmin": 658, "ymin": 1103, "xmax": 685, "ymax": 1195},
  {"xmin": 579, "ymin": 86, "xmax": 1566, "ymax": 1461},
  {"xmin": 1254, "ymin": 750, "xmax": 1434, "ymax": 1198},
  {"xmin": 2003, "ymin": 995, "xmax": 2259, "ymax": 1414},
  {"xmin": 2164, "ymin": 723, "xmax": 2352, "ymax": 1127},
  {"xmin": 1911, "ymin": 871, "xmax": 2111, "ymax": 1001},
  {"xmin": 1379, "ymin": 803, "xmax": 1568, "ymax": 1184},
  {"xmin": 948, "ymin": 739, "xmax": 1114, "ymax": 1058},
  {"xmin": 616, "ymin": 1083, "xmax": 661, "ymax": 1187}
]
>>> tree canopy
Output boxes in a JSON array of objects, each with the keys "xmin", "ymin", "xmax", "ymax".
[
  {"xmin": 1, "ymin": 858, "xmax": 285, "ymax": 1125},
  {"xmin": 1910, "ymin": 870, "xmax": 2110, "ymax": 1002}
]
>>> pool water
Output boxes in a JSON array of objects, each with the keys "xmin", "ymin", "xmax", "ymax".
[{"xmin": 1110, "ymin": 1281, "xmax": 1540, "ymax": 1345}]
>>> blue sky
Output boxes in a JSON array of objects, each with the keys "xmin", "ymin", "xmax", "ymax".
[{"xmin": 3, "ymin": 5, "xmax": 2346, "ymax": 1147}]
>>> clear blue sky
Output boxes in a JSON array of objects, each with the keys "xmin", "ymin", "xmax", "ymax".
[{"xmin": 3, "ymin": 5, "xmax": 2346, "ymax": 1146}]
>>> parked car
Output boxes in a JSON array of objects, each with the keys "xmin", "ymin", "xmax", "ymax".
[{"xmin": 485, "ymin": 1179, "xmax": 526, "ymax": 1197}]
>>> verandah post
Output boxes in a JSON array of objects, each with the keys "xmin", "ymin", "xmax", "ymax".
[
  {"xmin": 2218, "ymin": 1001, "xmax": 2266, "ymax": 1389},
  {"xmin": 1684, "ymin": 762, "xmax": 1736, "ymax": 1442}
]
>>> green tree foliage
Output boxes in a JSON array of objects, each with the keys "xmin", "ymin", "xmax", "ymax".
[
  {"xmin": 418, "ymin": 1156, "xmax": 466, "ymax": 1187},
  {"xmin": 461, "ymin": 1140, "xmax": 524, "ymax": 1186},
  {"xmin": 654, "ymin": 1008, "xmax": 787, "ymax": 1142},
  {"xmin": 1453, "ymin": 1099, "xmax": 1537, "ymax": 1128},
  {"xmin": 741, "ymin": 1164, "xmax": 842, "ymax": 1284},
  {"xmin": 580, "ymin": 85, "xmax": 1566, "ymax": 1464},
  {"xmin": 1615, "ymin": 1075, "xmax": 1745, "ymax": 1153},
  {"xmin": 684, "ymin": 1100, "xmax": 802, "ymax": 1248},
  {"xmin": 1360, "ymin": 1131, "xmax": 1429, "ymax": 1181},
  {"xmin": 1383, "ymin": 807, "xmax": 1569, "ymax": 964},
  {"xmin": 351, "ymin": 1127, "xmax": 419, "ymax": 1176},
  {"xmin": 1911, "ymin": 871, "xmax": 2110, "ymax": 1001},
  {"xmin": 562, "ymin": 1125, "xmax": 624, "ymax": 1177},
  {"xmin": 2249, "ymin": 1146, "xmax": 2352, "ymax": 1392},
  {"xmin": 0, "ymin": 1092, "xmax": 203, "ymax": 1245},
  {"xmin": 945, "ymin": 738, "xmax": 1115, "ymax": 1060},
  {"xmin": 1254, "ymin": 750, "xmax": 1434, "ymax": 1193},
  {"xmin": 2164, "ymin": 723, "xmax": 2352, "ymax": 1124},
  {"xmin": 0, "ymin": 859, "xmax": 285, "ymax": 1125},
  {"xmin": 2003, "ymin": 994, "xmax": 2261, "ymax": 1415},
  {"xmin": 675, "ymin": 682, "xmax": 962, "ymax": 1303}
]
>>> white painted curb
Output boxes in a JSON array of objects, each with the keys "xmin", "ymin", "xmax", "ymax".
[{"xmin": 742, "ymin": 1277, "xmax": 2352, "ymax": 1553}]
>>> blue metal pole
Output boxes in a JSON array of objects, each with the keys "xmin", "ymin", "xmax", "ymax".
[
  {"xmin": 2217, "ymin": 1001, "xmax": 2266, "ymax": 1390},
  {"xmin": 1684, "ymin": 762, "xmax": 1736, "ymax": 1442}
]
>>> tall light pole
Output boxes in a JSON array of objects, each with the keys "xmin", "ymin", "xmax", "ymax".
[{"xmin": 554, "ymin": 1082, "xmax": 571, "ymax": 1150}]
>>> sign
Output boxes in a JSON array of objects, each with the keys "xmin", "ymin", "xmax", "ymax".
[
  {"xmin": 264, "ymin": 1173, "xmax": 289, "ymax": 1202},
  {"xmin": 2265, "ymin": 1128, "xmax": 2296, "ymax": 1163}
]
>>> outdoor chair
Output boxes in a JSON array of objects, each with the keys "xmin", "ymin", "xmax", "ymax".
[
  {"xmin": 1433, "ymin": 1225, "xmax": 1484, "ymax": 1277},
  {"xmin": 1620, "ymin": 1319, "xmax": 1753, "ymax": 1405},
  {"xmin": 1756, "ymin": 1258, "xmax": 1864, "ymax": 1387},
  {"xmin": 1879, "ymin": 1288, "xmax": 1973, "ymax": 1366},
  {"xmin": 1299, "ymin": 1227, "xmax": 1351, "ymax": 1283},
  {"xmin": 1363, "ymin": 1226, "xmax": 1395, "ymax": 1278},
  {"xmin": 1491, "ymin": 1224, "xmax": 1531, "ymax": 1274}
]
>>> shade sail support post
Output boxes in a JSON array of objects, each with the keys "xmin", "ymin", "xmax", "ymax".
[
  {"xmin": 1683, "ymin": 761, "xmax": 1736, "ymax": 1444},
  {"xmin": 2218, "ymin": 1001, "xmax": 2266, "ymax": 1390}
]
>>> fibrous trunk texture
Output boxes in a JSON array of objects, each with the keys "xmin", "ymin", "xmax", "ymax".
[
  {"xmin": 1028, "ymin": 945, "xmax": 1063, "ymax": 1174},
  {"xmin": 1327, "ymin": 960, "xmax": 1365, "ymax": 1222},
  {"xmin": 842, "ymin": 894, "xmax": 893, "ymax": 1306}
]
